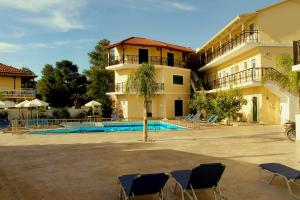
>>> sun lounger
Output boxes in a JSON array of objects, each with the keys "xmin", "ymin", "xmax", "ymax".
[
  {"xmin": 118, "ymin": 172, "xmax": 169, "ymax": 200},
  {"xmin": 176, "ymin": 114, "xmax": 193, "ymax": 120},
  {"xmin": 186, "ymin": 114, "xmax": 201, "ymax": 122},
  {"xmin": 259, "ymin": 163, "xmax": 300, "ymax": 199},
  {"xmin": 200, "ymin": 115, "xmax": 215, "ymax": 123},
  {"xmin": 171, "ymin": 163, "xmax": 226, "ymax": 200},
  {"xmin": 198, "ymin": 115, "xmax": 219, "ymax": 125}
]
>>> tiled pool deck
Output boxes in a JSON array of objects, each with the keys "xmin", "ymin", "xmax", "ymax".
[{"xmin": 0, "ymin": 125, "xmax": 299, "ymax": 199}]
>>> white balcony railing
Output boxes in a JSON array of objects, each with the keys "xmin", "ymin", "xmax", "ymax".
[{"xmin": 0, "ymin": 88, "xmax": 35, "ymax": 98}]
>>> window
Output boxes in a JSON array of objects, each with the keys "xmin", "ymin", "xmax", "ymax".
[
  {"xmin": 173, "ymin": 75, "xmax": 183, "ymax": 85},
  {"xmin": 249, "ymin": 23, "xmax": 255, "ymax": 32},
  {"xmin": 110, "ymin": 48, "xmax": 115, "ymax": 60}
]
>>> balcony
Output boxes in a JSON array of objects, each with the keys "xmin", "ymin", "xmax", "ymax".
[
  {"xmin": 201, "ymin": 30, "xmax": 259, "ymax": 67},
  {"xmin": 0, "ymin": 88, "xmax": 35, "ymax": 98},
  {"xmin": 205, "ymin": 67, "xmax": 275, "ymax": 91},
  {"xmin": 108, "ymin": 82, "xmax": 164, "ymax": 93},
  {"xmin": 108, "ymin": 55, "xmax": 187, "ymax": 68}
]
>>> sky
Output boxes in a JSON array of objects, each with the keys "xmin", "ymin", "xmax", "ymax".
[{"xmin": 0, "ymin": 0, "xmax": 279, "ymax": 78}]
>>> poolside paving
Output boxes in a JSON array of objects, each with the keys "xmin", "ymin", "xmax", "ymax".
[{"xmin": 0, "ymin": 125, "xmax": 299, "ymax": 200}]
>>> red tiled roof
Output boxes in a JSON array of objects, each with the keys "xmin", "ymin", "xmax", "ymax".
[
  {"xmin": 105, "ymin": 37, "xmax": 194, "ymax": 53},
  {"xmin": 0, "ymin": 63, "xmax": 36, "ymax": 77}
]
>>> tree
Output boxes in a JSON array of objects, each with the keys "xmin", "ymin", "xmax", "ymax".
[
  {"xmin": 210, "ymin": 88, "xmax": 247, "ymax": 120},
  {"xmin": 38, "ymin": 60, "xmax": 87, "ymax": 107},
  {"xmin": 125, "ymin": 63, "xmax": 157, "ymax": 142},
  {"xmin": 263, "ymin": 54, "xmax": 300, "ymax": 113},
  {"xmin": 85, "ymin": 39, "xmax": 114, "ymax": 116},
  {"xmin": 88, "ymin": 39, "xmax": 110, "ymax": 69},
  {"xmin": 188, "ymin": 88, "xmax": 207, "ymax": 115},
  {"xmin": 85, "ymin": 67, "xmax": 112, "ymax": 101}
]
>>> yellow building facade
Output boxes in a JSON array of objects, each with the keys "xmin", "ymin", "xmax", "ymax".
[
  {"xmin": 0, "ymin": 63, "xmax": 36, "ymax": 101},
  {"xmin": 197, "ymin": 0, "xmax": 300, "ymax": 124},
  {"xmin": 106, "ymin": 37, "xmax": 194, "ymax": 119}
]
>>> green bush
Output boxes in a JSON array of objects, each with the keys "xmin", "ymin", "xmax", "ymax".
[
  {"xmin": 209, "ymin": 88, "xmax": 247, "ymax": 120},
  {"xmin": 0, "ymin": 111, "xmax": 8, "ymax": 119},
  {"xmin": 52, "ymin": 108, "xmax": 71, "ymax": 119},
  {"xmin": 74, "ymin": 110, "xmax": 88, "ymax": 118}
]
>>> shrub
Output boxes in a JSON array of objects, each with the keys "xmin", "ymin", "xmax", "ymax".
[
  {"xmin": 101, "ymin": 95, "xmax": 113, "ymax": 118},
  {"xmin": 188, "ymin": 88, "xmax": 207, "ymax": 115},
  {"xmin": 52, "ymin": 108, "xmax": 71, "ymax": 119},
  {"xmin": 209, "ymin": 88, "xmax": 247, "ymax": 120},
  {"xmin": 74, "ymin": 110, "xmax": 88, "ymax": 118}
]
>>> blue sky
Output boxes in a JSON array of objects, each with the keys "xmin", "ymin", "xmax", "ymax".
[{"xmin": 0, "ymin": 0, "xmax": 278, "ymax": 78}]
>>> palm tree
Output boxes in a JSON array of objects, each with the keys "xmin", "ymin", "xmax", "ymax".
[
  {"xmin": 125, "ymin": 63, "xmax": 157, "ymax": 142},
  {"xmin": 263, "ymin": 54, "xmax": 300, "ymax": 113}
]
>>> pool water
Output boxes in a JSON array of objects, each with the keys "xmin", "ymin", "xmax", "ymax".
[{"xmin": 32, "ymin": 122, "xmax": 186, "ymax": 134}]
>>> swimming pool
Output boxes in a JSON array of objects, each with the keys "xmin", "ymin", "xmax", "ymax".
[{"xmin": 32, "ymin": 122, "xmax": 186, "ymax": 134}]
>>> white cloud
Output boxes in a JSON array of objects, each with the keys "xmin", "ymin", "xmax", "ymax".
[
  {"xmin": 169, "ymin": 2, "xmax": 196, "ymax": 11},
  {"xmin": 118, "ymin": 0, "xmax": 196, "ymax": 12},
  {"xmin": 0, "ymin": 42, "xmax": 21, "ymax": 53},
  {"xmin": 0, "ymin": 0, "xmax": 87, "ymax": 32}
]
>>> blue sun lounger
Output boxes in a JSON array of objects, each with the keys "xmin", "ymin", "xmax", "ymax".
[
  {"xmin": 171, "ymin": 163, "xmax": 226, "ymax": 200},
  {"xmin": 259, "ymin": 163, "xmax": 300, "ymax": 199},
  {"xmin": 118, "ymin": 172, "xmax": 169, "ymax": 200}
]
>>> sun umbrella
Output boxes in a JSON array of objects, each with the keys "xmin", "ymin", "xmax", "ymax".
[
  {"xmin": 0, "ymin": 101, "xmax": 6, "ymax": 109},
  {"xmin": 0, "ymin": 100, "xmax": 16, "ymax": 108},
  {"xmin": 16, "ymin": 100, "xmax": 31, "ymax": 120},
  {"xmin": 25, "ymin": 99, "xmax": 49, "ymax": 107},
  {"xmin": 25, "ymin": 99, "xmax": 49, "ymax": 125},
  {"xmin": 3, "ymin": 100, "xmax": 16, "ymax": 108},
  {"xmin": 15, "ymin": 100, "xmax": 30, "ymax": 108},
  {"xmin": 85, "ymin": 100, "xmax": 101, "ymax": 116}
]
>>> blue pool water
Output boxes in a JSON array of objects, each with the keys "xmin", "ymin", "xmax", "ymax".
[{"xmin": 32, "ymin": 122, "xmax": 186, "ymax": 134}]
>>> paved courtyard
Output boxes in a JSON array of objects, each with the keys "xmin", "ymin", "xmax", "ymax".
[{"xmin": 0, "ymin": 125, "xmax": 299, "ymax": 200}]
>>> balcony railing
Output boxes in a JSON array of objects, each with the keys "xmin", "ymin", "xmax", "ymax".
[
  {"xmin": 108, "ymin": 82, "xmax": 164, "ymax": 93},
  {"xmin": 108, "ymin": 55, "xmax": 187, "ymax": 68},
  {"xmin": 203, "ymin": 30, "xmax": 259, "ymax": 65},
  {"xmin": 205, "ymin": 67, "xmax": 275, "ymax": 90},
  {"xmin": 0, "ymin": 88, "xmax": 35, "ymax": 98}
]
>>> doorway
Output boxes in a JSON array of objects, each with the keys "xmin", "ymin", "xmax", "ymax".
[
  {"xmin": 139, "ymin": 49, "xmax": 148, "ymax": 64},
  {"xmin": 252, "ymin": 97, "xmax": 258, "ymax": 122},
  {"xmin": 174, "ymin": 100, "xmax": 183, "ymax": 117},
  {"xmin": 167, "ymin": 52, "xmax": 174, "ymax": 67}
]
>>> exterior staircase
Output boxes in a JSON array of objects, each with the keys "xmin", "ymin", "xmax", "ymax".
[{"xmin": 191, "ymin": 71, "xmax": 202, "ymax": 92}]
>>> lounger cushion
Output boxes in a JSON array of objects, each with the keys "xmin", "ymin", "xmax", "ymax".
[
  {"xmin": 259, "ymin": 163, "xmax": 300, "ymax": 180},
  {"xmin": 171, "ymin": 170, "xmax": 192, "ymax": 190},
  {"xmin": 118, "ymin": 174, "xmax": 139, "ymax": 196},
  {"xmin": 118, "ymin": 173, "xmax": 169, "ymax": 197}
]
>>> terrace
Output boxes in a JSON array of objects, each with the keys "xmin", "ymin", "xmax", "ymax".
[
  {"xmin": 108, "ymin": 55, "xmax": 187, "ymax": 68},
  {"xmin": 204, "ymin": 67, "xmax": 275, "ymax": 91},
  {"xmin": 108, "ymin": 82, "xmax": 165, "ymax": 93},
  {"xmin": 199, "ymin": 30, "xmax": 259, "ymax": 69},
  {"xmin": 0, "ymin": 88, "xmax": 35, "ymax": 98},
  {"xmin": 0, "ymin": 125, "xmax": 298, "ymax": 199}
]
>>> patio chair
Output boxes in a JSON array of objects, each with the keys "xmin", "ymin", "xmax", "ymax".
[
  {"xmin": 118, "ymin": 172, "xmax": 169, "ymax": 200},
  {"xmin": 259, "ymin": 163, "xmax": 300, "ymax": 199},
  {"xmin": 199, "ymin": 115, "xmax": 215, "ymax": 123},
  {"xmin": 176, "ymin": 114, "xmax": 192, "ymax": 120},
  {"xmin": 170, "ymin": 163, "xmax": 226, "ymax": 200},
  {"xmin": 200, "ymin": 115, "xmax": 219, "ymax": 125},
  {"xmin": 186, "ymin": 114, "xmax": 200, "ymax": 122}
]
